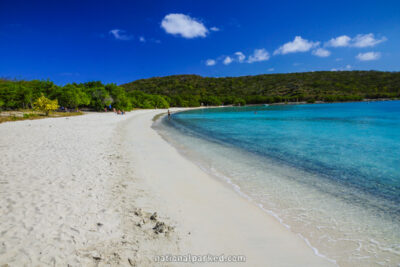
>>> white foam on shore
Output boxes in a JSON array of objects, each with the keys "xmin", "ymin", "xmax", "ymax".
[
  {"xmin": 154, "ymin": 115, "xmax": 400, "ymax": 266},
  {"xmin": 299, "ymin": 234, "xmax": 338, "ymax": 265},
  {"xmin": 154, "ymin": 117, "xmax": 338, "ymax": 265},
  {"xmin": 195, "ymin": 158, "xmax": 340, "ymax": 265}
]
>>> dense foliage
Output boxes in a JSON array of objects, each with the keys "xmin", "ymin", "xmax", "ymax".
[
  {"xmin": 1, "ymin": 71, "xmax": 399, "ymax": 111},
  {"xmin": 0, "ymin": 79, "xmax": 169, "ymax": 111},
  {"xmin": 122, "ymin": 71, "xmax": 400, "ymax": 106},
  {"xmin": 33, "ymin": 94, "xmax": 59, "ymax": 115}
]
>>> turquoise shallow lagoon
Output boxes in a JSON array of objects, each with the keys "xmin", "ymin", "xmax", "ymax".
[{"xmin": 156, "ymin": 101, "xmax": 400, "ymax": 266}]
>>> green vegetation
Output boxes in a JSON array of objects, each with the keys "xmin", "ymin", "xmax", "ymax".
[
  {"xmin": 122, "ymin": 71, "xmax": 400, "ymax": 106},
  {"xmin": 1, "ymin": 71, "xmax": 399, "ymax": 112},
  {"xmin": 33, "ymin": 94, "xmax": 59, "ymax": 115},
  {"xmin": 0, "ymin": 79, "xmax": 167, "ymax": 111}
]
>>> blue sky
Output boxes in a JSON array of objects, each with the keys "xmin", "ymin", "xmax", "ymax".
[{"xmin": 1, "ymin": 0, "xmax": 399, "ymax": 85}]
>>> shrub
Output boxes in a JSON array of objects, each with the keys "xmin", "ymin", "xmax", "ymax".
[
  {"xmin": 33, "ymin": 94, "xmax": 59, "ymax": 115},
  {"xmin": 233, "ymin": 97, "xmax": 246, "ymax": 106}
]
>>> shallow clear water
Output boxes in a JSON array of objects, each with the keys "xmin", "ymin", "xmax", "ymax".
[{"xmin": 155, "ymin": 101, "xmax": 400, "ymax": 266}]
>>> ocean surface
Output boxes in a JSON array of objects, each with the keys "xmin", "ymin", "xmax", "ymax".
[{"xmin": 155, "ymin": 101, "xmax": 400, "ymax": 266}]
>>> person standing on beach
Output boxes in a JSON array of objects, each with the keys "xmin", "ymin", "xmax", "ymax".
[{"xmin": 168, "ymin": 109, "xmax": 171, "ymax": 120}]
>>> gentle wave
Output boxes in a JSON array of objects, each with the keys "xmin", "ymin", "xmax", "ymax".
[{"xmin": 154, "ymin": 102, "xmax": 400, "ymax": 266}]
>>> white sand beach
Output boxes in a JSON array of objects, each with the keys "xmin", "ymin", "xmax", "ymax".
[{"xmin": 0, "ymin": 110, "xmax": 334, "ymax": 266}]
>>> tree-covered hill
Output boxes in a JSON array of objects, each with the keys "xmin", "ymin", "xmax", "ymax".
[
  {"xmin": 1, "ymin": 71, "xmax": 399, "ymax": 111},
  {"xmin": 121, "ymin": 71, "xmax": 400, "ymax": 106}
]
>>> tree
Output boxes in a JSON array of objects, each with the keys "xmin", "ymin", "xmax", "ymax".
[
  {"xmin": 233, "ymin": 97, "xmax": 246, "ymax": 106},
  {"xmin": 56, "ymin": 84, "xmax": 90, "ymax": 109},
  {"xmin": 151, "ymin": 95, "xmax": 170, "ymax": 108},
  {"xmin": 105, "ymin": 83, "xmax": 132, "ymax": 110},
  {"xmin": 33, "ymin": 94, "xmax": 59, "ymax": 115},
  {"xmin": 17, "ymin": 83, "xmax": 34, "ymax": 109},
  {"xmin": 85, "ymin": 87, "xmax": 112, "ymax": 111}
]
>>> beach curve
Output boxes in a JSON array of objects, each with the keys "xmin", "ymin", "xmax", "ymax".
[{"xmin": 0, "ymin": 110, "xmax": 334, "ymax": 266}]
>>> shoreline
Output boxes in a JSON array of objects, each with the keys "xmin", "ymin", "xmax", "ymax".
[
  {"xmin": 160, "ymin": 104, "xmax": 400, "ymax": 266},
  {"xmin": 0, "ymin": 110, "xmax": 335, "ymax": 266},
  {"xmin": 119, "ymin": 109, "xmax": 334, "ymax": 266},
  {"xmin": 154, "ymin": 112, "xmax": 339, "ymax": 264}
]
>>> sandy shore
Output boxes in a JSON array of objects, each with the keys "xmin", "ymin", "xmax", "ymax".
[{"xmin": 0, "ymin": 110, "xmax": 334, "ymax": 266}]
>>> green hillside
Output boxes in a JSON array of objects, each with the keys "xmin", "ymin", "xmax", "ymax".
[
  {"xmin": 121, "ymin": 71, "xmax": 400, "ymax": 106},
  {"xmin": 1, "ymin": 71, "xmax": 399, "ymax": 111}
]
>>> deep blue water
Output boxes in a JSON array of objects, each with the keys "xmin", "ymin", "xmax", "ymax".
[
  {"xmin": 158, "ymin": 101, "xmax": 400, "ymax": 264},
  {"xmin": 169, "ymin": 101, "xmax": 400, "ymax": 213}
]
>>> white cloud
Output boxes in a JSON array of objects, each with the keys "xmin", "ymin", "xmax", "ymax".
[
  {"xmin": 248, "ymin": 49, "xmax": 270, "ymax": 63},
  {"xmin": 352, "ymin": 33, "xmax": 386, "ymax": 47},
  {"xmin": 331, "ymin": 65, "xmax": 353, "ymax": 71},
  {"xmin": 210, "ymin": 27, "xmax": 220, "ymax": 32},
  {"xmin": 312, "ymin": 48, "xmax": 331, "ymax": 57},
  {"xmin": 161, "ymin": 13, "xmax": 208, "ymax": 38},
  {"xmin": 267, "ymin": 68, "xmax": 274, "ymax": 71},
  {"xmin": 223, "ymin": 56, "xmax": 233, "ymax": 65},
  {"xmin": 326, "ymin": 33, "xmax": 386, "ymax": 48},
  {"xmin": 325, "ymin": 35, "xmax": 351, "ymax": 47},
  {"xmin": 139, "ymin": 36, "xmax": 146, "ymax": 42},
  {"xmin": 274, "ymin": 36, "xmax": 319, "ymax": 55},
  {"xmin": 234, "ymin": 52, "xmax": 245, "ymax": 63},
  {"xmin": 205, "ymin": 59, "xmax": 216, "ymax": 66},
  {"xmin": 356, "ymin": 51, "xmax": 381, "ymax": 61},
  {"xmin": 109, "ymin": 29, "xmax": 133, "ymax": 40}
]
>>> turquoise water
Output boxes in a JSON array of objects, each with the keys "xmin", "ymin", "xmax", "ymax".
[{"xmin": 156, "ymin": 101, "xmax": 400, "ymax": 266}]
